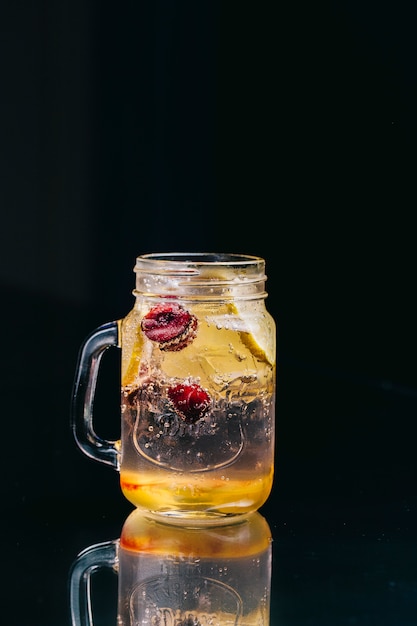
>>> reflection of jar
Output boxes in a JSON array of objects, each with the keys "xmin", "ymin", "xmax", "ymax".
[
  {"xmin": 72, "ymin": 253, "xmax": 276, "ymax": 523},
  {"xmin": 69, "ymin": 509, "xmax": 273, "ymax": 626}
]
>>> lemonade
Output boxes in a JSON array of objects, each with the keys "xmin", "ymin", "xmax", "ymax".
[
  {"xmin": 72, "ymin": 253, "xmax": 276, "ymax": 522},
  {"xmin": 119, "ymin": 260, "xmax": 276, "ymax": 520}
]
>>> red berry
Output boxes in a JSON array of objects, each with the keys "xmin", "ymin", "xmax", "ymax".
[
  {"xmin": 167, "ymin": 383, "xmax": 211, "ymax": 424},
  {"xmin": 141, "ymin": 303, "xmax": 197, "ymax": 351}
]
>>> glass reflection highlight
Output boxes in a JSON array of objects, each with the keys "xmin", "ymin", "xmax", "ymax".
[{"xmin": 70, "ymin": 509, "xmax": 272, "ymax": 625}]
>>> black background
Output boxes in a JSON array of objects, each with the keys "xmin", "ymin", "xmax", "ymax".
[{"xmin": 1, "ymin": 2, "xmax": 417, "ymax": 625}]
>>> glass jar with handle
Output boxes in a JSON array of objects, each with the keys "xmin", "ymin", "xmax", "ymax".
[{"xmin": 71, "ymin": 253, "xmax": 276, "ymax": 524}]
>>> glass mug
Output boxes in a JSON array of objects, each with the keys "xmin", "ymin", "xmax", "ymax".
[
  {"xmin": 71, "ymin": 253, "xmax": 276, "ymax": 523},
  {"xmin": 69, "ymin": 508, "xmax": 273, "ymax": 626}
]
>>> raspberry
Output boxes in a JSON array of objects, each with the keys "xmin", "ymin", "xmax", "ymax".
[
  {"xmin": 141, "ymin": 303, "xmax": 197, "ymax": 351},
  {"xmin": 167, "ymin": 383, "xmax": 211, "ymax": 424}
]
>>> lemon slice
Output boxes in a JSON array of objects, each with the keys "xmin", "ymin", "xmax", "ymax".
[
  {"xmin": 195, "ymin": 268, "xmax": 275, "ymax": 367},
  {"xmin": 121, "ymin": 311, "xmax": 146, "ymax": 387},
  {"xmin": 229, "ymin": 301, "xmax": 275, "ymax": 367},
  {"xmin": 206, "ymin": 302, "xmax": 275, "ymax": 366},
  {"xmin": 122, "ymin": 332, "xmax": 143, "ymax": 387}
]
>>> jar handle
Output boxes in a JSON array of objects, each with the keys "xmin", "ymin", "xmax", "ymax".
[
  {"xmin": 71, "ymin": 321, "xmax": 121, "ymax": 469},
  {"xmin": 69, "ymin": 540, "xmax": 118, "ymax": 626}
]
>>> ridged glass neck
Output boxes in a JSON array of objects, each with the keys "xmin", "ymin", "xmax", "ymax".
[{"xmin": 133, "ymin": 253, "xmax": 268, "ymax": 301}]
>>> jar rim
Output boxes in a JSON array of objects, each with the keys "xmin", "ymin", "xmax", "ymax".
[
  {"xmin": 134, "ymin": 253, "xmax": 267, "ymax": 296},
  {"xmin": 136, "ymin": 252, "xmax": 264, "ymax": 266}
]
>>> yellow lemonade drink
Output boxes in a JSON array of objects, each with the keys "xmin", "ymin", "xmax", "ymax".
[{"xmin": 119, "ymin": 265, "xmax": 276, "ymax": 521}]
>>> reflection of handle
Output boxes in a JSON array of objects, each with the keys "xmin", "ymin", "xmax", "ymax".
[
  {"xmin": 69, "ymin": 540, "xmax": 118, "ymax": 626},
  {"xmin": 71, "ymin": 321, "xmax": 121, "ymax": 469}
]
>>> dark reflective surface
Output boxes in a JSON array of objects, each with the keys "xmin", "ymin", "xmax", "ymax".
[
  {"xmin": 6, "ymin": 349, "xmax": 417, "ymax": 625},
  {"xmin": 64, "ymin": 497, "xmax": 417, "ymax": 626}
]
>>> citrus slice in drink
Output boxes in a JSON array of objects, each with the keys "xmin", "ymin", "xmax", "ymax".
[
  {"xmin": 121, "ymin": 311, "xmax": 146, "ymax": 387},
  {"xmin": 229, "ymin": 300, "xmax": 275, "ymax": 367},
  {"xmin": 122, "ymin": 332, "xmax": 143, "ymax": 387},
  {"xmin": 205, "ymin": 300, "xmax": 275, "ymax": 368},
  {"xmin": 194, "ymin": 267, "xmax": 275, "ymax": 367}
]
